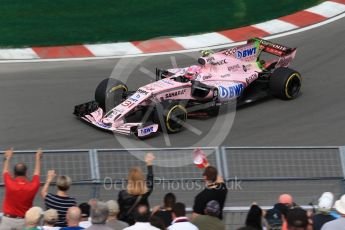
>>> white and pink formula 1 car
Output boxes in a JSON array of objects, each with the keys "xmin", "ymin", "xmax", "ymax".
[{"xmin": 74, "ymin": 38, "xmax": 302, "ymax": 138}]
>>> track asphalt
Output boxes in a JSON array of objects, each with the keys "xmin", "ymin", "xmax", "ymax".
[{"xmin": 1, "ymin": 15, "xmax": 344, "ymax": 149}]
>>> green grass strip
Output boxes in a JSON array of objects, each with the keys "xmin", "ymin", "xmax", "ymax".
[{"xmin": 0, "ymin": 0, "xmax": 322, "ymax": 47}]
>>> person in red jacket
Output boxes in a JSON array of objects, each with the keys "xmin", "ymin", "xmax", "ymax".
[{"xmin": 1, "ymin": 148, "xmax": 42, "ymax": 230}]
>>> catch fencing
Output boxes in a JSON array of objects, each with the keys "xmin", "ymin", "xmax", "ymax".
[{"xmin": 0, "ymin": 146, "xmax": 344, "ymax": 230}]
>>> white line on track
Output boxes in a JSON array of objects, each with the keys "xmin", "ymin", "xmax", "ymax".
[
  {"xmin": 1, "ymin": 12, "xmax": 345, "ymax": 64},
  {"xmin": 170, "ymin": 56, "xmax": 178, "ymax": 68},
  {"xmin": 139, "ymin": 67, "xmax": 156, "ymax": 79}
]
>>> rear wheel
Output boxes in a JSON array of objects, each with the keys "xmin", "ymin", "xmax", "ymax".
[
  {"xmin": 95, "ymin": 78, "xmax": 128, "ymax": 111},
  {"xmin": 153, "ymin": 101, "xmax": 187, "ymax": 134},
  {"xmin": 269, "ymin": 67, "xmax": 301, "ymax": 100}
]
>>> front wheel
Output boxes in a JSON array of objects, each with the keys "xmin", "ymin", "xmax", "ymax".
[
  {"xmin": 269, "ymin": 67, "xmax": 302, "ymax": 100},
  {"xmin": 153, "ymin": 101, "xmax": 187, "ymax": 134},
  {"xmin": 95, "ymin": 78, "xmax": 128, "ymax": 111}
]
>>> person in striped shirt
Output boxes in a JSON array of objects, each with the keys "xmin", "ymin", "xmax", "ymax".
[{"xmin": 41, "ymin": 170, "xmax": 77, "ymax": 227}]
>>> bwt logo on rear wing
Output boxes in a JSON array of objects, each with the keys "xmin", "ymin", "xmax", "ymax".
[{"xmin": 248, "ymin": 37, "xmax": 296, "ymax": 57}]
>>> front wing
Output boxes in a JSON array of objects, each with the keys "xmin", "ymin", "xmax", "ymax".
[{"xmin": 73, "ymin": 101, "xmax": 159, "ymax": 138}]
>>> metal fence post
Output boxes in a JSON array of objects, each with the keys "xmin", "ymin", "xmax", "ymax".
[
  {"xmin": 89, "ymin": 149, "xmax": 96, "ymax": 180},
  {"xmin": 215, "ymin": 146, "xmax": 225, "ymax": 177},
  {"xmin": 220, "ymin": 146, "xmax": 229, "ymax": 179},
  {"xmin": 89, "ymin": 149, "xmax": 101, "ymax": 199},
  {"xmin": 339, "ymin": 146, "xmax": 345, "ymax": 193}
]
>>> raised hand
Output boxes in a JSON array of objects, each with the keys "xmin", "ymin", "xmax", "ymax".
[
  {"xmin": 35, "ymin": 148, "xmax": 43, "ymax": 160},
  {"xmin": 46, "ymin": 170, "xmax": 56, "ymax": 182},
  {"xmin": 145, "ymin": 153, "xmax": 155, "ymax": 166},
  {"xmin": 4, "ymin": 148, "xmax": 13, "ymax": 160}
]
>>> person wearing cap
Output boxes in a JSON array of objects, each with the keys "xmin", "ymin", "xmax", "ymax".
[
  {"xmin": 192, "ymin": 166, "xmax": 228, "ymax": 220},
  {"xmin": 312, "ymin": 192, "xmax": 335, "ymax": 230},
  {"xmin": 168, "ymin": 202, "xmax": 198, "ymax": 230},
  {"xmin": 267, "ymin": 193, "xmax": 296, "ymax": 230},
  {"xmin": 79, "ymin": 203, "xmax": 92, "ymax": 229},
  {"xmin": 106, "ymin": 200, "xmax": 129, "ymax": 230},
  {"xmin": 286, "ymin": 207, "xmax": 312, "ymax": 230},
  {"xmin": 0, "ymin": 148, "xmax": 43, "ymax": 230},
  {"xmin": 42, "ymin": 209, "xmax": 60, "ymax": 230},
  {"xmin": 192, "ymin": 200, "xmax": 225, "ymax": 230},
  {"xmin": 24, "ymin": 207, "xmax": 43, "ymax": 230},
  {"xmin": 321, "ymin": 194, "xmax": 345, "ymax": 230},
  {"xmin": 265, "ymin": 203, "xmax": 288, "ymax": 229}
]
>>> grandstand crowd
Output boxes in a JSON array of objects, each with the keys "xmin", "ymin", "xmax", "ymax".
[{"xmin": 1, "ymin": 149, "xmax": 345, "ymax": 230}]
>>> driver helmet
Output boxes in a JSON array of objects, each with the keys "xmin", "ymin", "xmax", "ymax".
[
  {"xmin": 184, "ymin": 71, "xmax": 194, "ymax": 79},
  {"xmin": 184, "ymin": 66, "xmax": 199, "ymax": 79}
]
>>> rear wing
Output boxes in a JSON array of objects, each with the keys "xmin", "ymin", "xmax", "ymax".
[{"xmin": 247, "ymin": 37, "xmax": 296, "ymax": 57}]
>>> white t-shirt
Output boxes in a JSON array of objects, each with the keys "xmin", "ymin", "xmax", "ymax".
[
  {"xmin": 168, "ymin": 217, "xmax": 199, "ymax": 230},
  {"xmin": 123, "ymin": 222, "xmax": 160, "ymax": 230},
  {"xmin": 41, "ymin": 226, "xmax": 61, "ymax": 230},
  {"xmin": 79, "ymin": 220, "xmax": 92, "ymax": 228}
]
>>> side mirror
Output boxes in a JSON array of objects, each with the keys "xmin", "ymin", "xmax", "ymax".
[{"xmin": 198, "ymin": 58, "xmax": 206, "ymax": 65}]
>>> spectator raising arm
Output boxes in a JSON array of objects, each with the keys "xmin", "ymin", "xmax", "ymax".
[
  {"xmin": 1, "ymin": 148, "xmax": 41, "ymax": 230},
  {"xmin": 145, "ymin": 152, "xmax": 155, "ymax": 195},
  {"xmin": 3, "ymin": 148, "xmax": 13, "ymax": 174},
  {"xmin": 145, "ymin": 152, "xmax": 155, "ymax": 166},
  {"xmin": 192, "ymin": 166, "xmax": 228, "ymax": 220},
  {"xmin": 41, "ymin": 169, "xmax": 56, "ymax": 198},
  {"xmin": 33, "ymin": 148, "xmax": 43, "ymax": 176}
]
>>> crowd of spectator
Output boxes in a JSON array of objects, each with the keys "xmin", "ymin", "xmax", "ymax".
[{"xmin": 1, "ymin": 148, "xmax": 345, "ymax": 230}]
